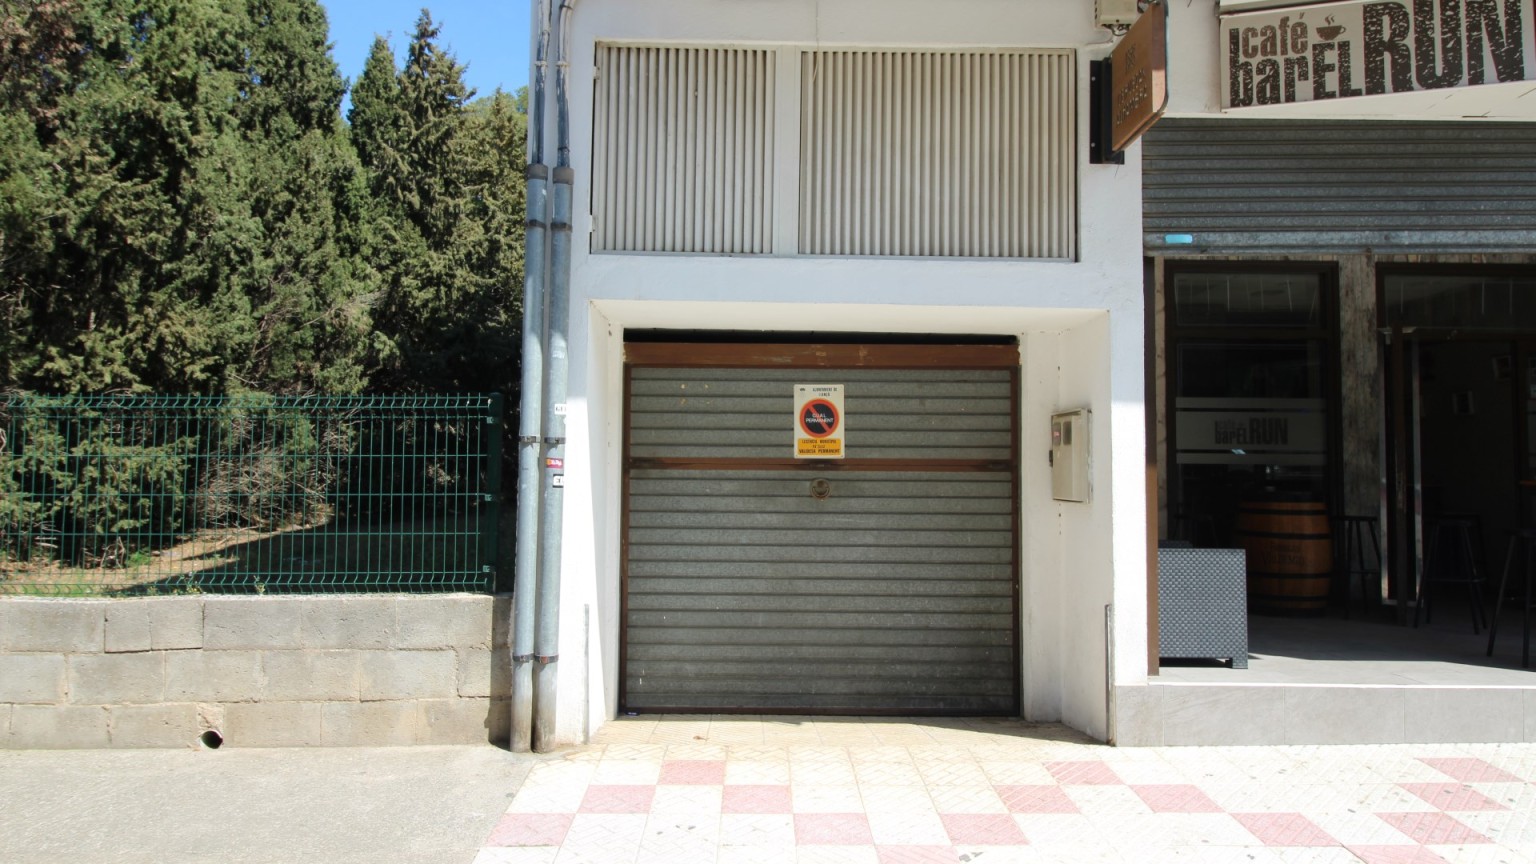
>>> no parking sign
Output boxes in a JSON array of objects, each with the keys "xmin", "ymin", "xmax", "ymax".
[{"xmin": 794, "ymin": 384, "xmax": 844, "ymax": 459}]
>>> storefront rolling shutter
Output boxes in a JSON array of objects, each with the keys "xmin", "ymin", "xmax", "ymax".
[
  {"xmin": 623, "ymin": 360, "xmax": 1019, "ymax": 714},
  {"xmin": 1143, "ymin": 119, "xmax": 1536, "ymax": 255}
]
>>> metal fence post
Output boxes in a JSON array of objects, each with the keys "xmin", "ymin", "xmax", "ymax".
[{"xmin": 483, "ymin": 393, "xmax": 505, "ymax": 593}]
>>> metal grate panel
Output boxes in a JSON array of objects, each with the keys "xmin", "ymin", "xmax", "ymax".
[
  {"xmin": 623, "ymin": 359, "xmax": 1018, "ymax": 715},
  {"xmin": 799, "ymin": 49, "xmax": 1076, "ymax": 259},
  {"xmin": 628, "ymin": 367, "xmax": 1014, "ymax": 461},
  {"xmin": 625, "ymin": 469, "xmax": 1017, "ymax": 712},
  {"xmin": 1143, "ymin": 119, "xmax": 1536, "ymax": 254},
  {"xmin": 593, "ymin": 46, "xmax": 776, "ymax": 254}
]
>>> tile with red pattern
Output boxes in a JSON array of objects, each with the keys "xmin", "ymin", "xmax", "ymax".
[
  {"xmin": 995, "ymin": 785, "xmax": 1080, "ymax": 814},
  {"xmin": 795, "ymin": 812, "xmax": 875, "ymax": 845},
  {"xmin": 485, "ymin": 813, "xmax": 574, "ymax": 847},
  {"xmin": 1044, "ymin": 761, "xmax": 1122, "ymax": 785},
  {"xmin": 940, "ymin": 813, "xmax": 1029, "ymax": 845},
  {"xmin": 658, "ymin": 759, "xmax": 726, "ymax": 785},
  {"xmin": 1417, "ymin": 758, "xmax": 1525, "ymax": 784},
  {"xmin": 1398, "ymin": 782, "xmax": 1510, "ymax": 812},
  {"xmin": 1232, "ymin": 812, "xmax": 1341, "ymax": 847},
  {"xmin": 1131, "ymin": 784, "xmax": 1224, "ymax": 813},
  {"xmin": 1376, "ymin": 811, "xmax": 1493, "ymax": 845}
]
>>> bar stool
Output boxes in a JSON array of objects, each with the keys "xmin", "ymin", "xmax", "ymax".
[
  {"xmin": 1335, "ymin": 514, "xmax": 1381, "ymax": 619},
  {"xmin": 1415, "ymin": 515, "xmax": 1488, "ymax": 634},
  {"xmin": 1486, "ymin": 528, "xmax": 1536, "ymax": 668}
]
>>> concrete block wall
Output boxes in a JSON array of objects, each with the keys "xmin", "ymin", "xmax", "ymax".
[{"xmin": 0, "ymin": 595, "xmax": 511, "ymax": 749}]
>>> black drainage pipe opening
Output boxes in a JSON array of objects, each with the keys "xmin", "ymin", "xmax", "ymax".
[{"xmin": 200, "ymin": 730, "xmax": 223, "ymax": 749}]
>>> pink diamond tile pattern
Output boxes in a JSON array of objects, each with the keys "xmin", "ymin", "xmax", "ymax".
[
  {"xmin": 995, "ymin": 785, "xmax": 1079, "ymax": 814},
  {"xmin": 660, "ymin": 759, "xmax": 727, "ymax": 785},
  {"xmin": 1418, "ymin": 758, "xmax": 1525, "ymax": 784},
  {"xmin": 722, "ymin": 785, "xmax": 793, "ymax": 814},
  {"xmin": 1399, "ymin": 783, "xmax": 1510, "ymax": 812},
  {"xmin": 1377, "ymin": 811, "xmax": 1494, "ymax": 845},
  {"xmin": 477, "ymin": 719, "xmax": 1536, "ymax": 864},
  {"xmin": 940, "ymin": 813, "xmax": 1029, "ymax": 845},
  {"xmin": 1132, "ymin": 784, "xmax": 1224, "ymax": 813},
  {"xmin": 1232, "ymin": 812, "xmax": 1340, "ymax": 846},
  {"xmin": 1044, "ymin": 760, "xmax": 1122, "ymax": 785},
  {"xmin": 795, "ymin": 813, "xmax": 875, "ymax": 845},
  {"xmin": 486, "ymin": 813, "xmax": 574, "ymax": 847}
]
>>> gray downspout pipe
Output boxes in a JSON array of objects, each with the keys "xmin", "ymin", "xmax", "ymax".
[
  {"xmin": 532, "ymin": 0, "xmax": 575, "ymax": 753},
  {"xmin": 511, "ymin": 0, "xmax": 552, "ymax": 754}
]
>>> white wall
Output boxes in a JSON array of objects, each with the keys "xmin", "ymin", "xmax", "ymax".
[{"xmin": 534, "ymin": 0, "xmax": 1149, "ymax": 744}]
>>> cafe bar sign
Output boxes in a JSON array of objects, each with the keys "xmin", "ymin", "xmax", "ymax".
[{"xmin": 1221, "ymin": 0, "xmax": 1536, "ymax": 108}]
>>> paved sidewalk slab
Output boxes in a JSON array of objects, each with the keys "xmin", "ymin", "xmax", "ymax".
[
  {"xmin": 0, "ymin": 745, "xmax": 540, "ymax": 864},
  {"xmin": 476, "ymin": 717, "xmax": 1536, "ymax": 864}
]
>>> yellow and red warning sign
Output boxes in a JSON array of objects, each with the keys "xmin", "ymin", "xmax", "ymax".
[{"xmin": 794, "ymin": 384, "xmax": 844, "ymax": 459}]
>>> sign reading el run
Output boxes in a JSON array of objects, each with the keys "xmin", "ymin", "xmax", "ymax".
[
  {"xmin": 1221, "ymin": 0, "xmax": 1536, "ymax": 109},
  {"xmin": 794, "ymin": 384, "xmax": 845, "ymax": 459}
]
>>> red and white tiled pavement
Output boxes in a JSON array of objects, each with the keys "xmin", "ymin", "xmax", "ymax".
[{"xmin": 474, "ymin": 717, "xmax": 1536, "ymax": 864}]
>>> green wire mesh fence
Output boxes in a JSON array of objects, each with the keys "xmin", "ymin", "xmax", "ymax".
[{"xmin": 0, "ymin": 394, "xmax": 502, "ymax": 595}]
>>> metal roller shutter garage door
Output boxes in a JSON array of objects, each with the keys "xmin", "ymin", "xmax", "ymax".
[{"xmin": 622, "ymin": 343, "xmax": 1020, "ymax": 714}]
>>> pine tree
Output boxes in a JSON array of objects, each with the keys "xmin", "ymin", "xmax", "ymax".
[
  {"xmin": 0, "ymin": 0, "xmax": 376, "ymax": 394},
  {"xmin": 352, "ymin": 12, "xmax": 522, "ymax": 396},
  {"xmin": 216, "ymin": 0, "xmax": 377, "ymax": 393}
]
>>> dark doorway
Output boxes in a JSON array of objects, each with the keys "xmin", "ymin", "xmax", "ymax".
[
  {"xmin": 1165, "ymin": 265, "xmax": 1340, "ymax": 562},
  {"xmin": 1381, "ymin": 268, "xmax": 1536, "ymax": 625}
]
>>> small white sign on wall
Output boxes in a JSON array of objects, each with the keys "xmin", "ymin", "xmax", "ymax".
[{"xmin": 794, "ymin": 384, "xmax": 845, "ymax": 459}]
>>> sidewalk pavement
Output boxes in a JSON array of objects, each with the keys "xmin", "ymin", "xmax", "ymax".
[
  {"xmin": 474, "ymin": 717, "xmax": 1536, "ymax": 864},
  {"xmin": 3, "ymin": 718, "xmax": 1534, "ymax": 864},
  {"xmin": 0, "ymin": 744, "xmax": 540, "ymax": 864}
]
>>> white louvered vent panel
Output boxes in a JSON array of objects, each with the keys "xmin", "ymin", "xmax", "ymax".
[
  {"xmin": 799, "ymin": 50, "xmax": 1076, "ymax": 260},
  {"xmin": 594, "ymin": 46, "xmax": 775, "ymax": 254}
]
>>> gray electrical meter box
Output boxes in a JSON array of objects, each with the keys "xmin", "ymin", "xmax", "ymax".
[
  {"xmin": 1050, "ymin": 409, "xmax": 1090, "ymax": 502},
  {"xmin": 1096, "ymin": 0, "xmax": 1141, "ymax": 26}
]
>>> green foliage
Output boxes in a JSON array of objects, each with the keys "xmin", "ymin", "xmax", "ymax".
[
  {"xmin": 1, "ymin": 397, "xmax": 194, "ymax": 568},
  {"xmin": 1, "ymin": 395, "xmax": 498, "ymax": 595},
  {"xmin": 349, "ymin": 12, "xmax": 525, "ymax": 397},
  {"xmin": 0, "ymin": 0, "xmax": 525, "ymax": 399},
  {"xmin": 0, "ymin": 0, "xmax": 380, "ymax": 395},
  {"xmin": 197, "ymin": 397, "xmax": 348, "ymax": 532}
]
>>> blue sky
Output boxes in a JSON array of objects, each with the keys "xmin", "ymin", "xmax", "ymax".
[{"xmin": 320, "ymin": 0, "xmax": 532, "ymax": 101}]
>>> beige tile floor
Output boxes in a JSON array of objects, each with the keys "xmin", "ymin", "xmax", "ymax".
[{"xmin": 475, "ymin": 717, "xmax": 1536, "ymax": 863}]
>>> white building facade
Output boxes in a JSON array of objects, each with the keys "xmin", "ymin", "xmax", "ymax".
[{"xmin": 525, "ymin": 0, "xmax": 1536, "ymax": 748}]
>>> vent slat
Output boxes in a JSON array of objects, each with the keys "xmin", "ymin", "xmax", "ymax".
[
  {"xmin": 595, "ymin": 47, "xmax": 775, "ymax": 254},
  {"xmin": 797, "ymin": 49, "xmax": 1074, "ymax": 260}
]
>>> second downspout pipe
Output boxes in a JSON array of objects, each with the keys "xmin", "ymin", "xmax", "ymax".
[
  {"xmin": 533, "ymin": 0, "xmax": 576, "ymax": 753},
  {"xmin": 511, "ymin": 0, "xmax": 552, "ymax": 754}
]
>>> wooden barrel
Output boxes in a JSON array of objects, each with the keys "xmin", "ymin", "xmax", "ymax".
[{"xmin": 1233, "ymin": 500, "xmax": 1333, "ymax": 615}]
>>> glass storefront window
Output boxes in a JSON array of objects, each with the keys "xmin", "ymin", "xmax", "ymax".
[
  {"xmin": 1167, "ymin": 268, "xmax": 1333, "ymax": 549},
  {"xmin": 1177, "ymin": 343, "xmax": 1325, "ymax": 401},
  {"xmin": 1174, "ymin": 272, "xmax": 1322, "ymax": 328},
  {"xmin": 1384, "ymin": 274, "xmax": 1536, "ymax": 329}
]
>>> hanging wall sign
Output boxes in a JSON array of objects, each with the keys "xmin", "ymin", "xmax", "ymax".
[
  {"xmin": 794, "ymin": 384, "xmax": 845, "ymax": 459},
  {"xmin": 1111, "ymin": 0, "xmax": 1170, "ymax": 151},
  {"xmin": 1220, "ymin": 0, "xmax": 1536, "ymax": 109}
]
